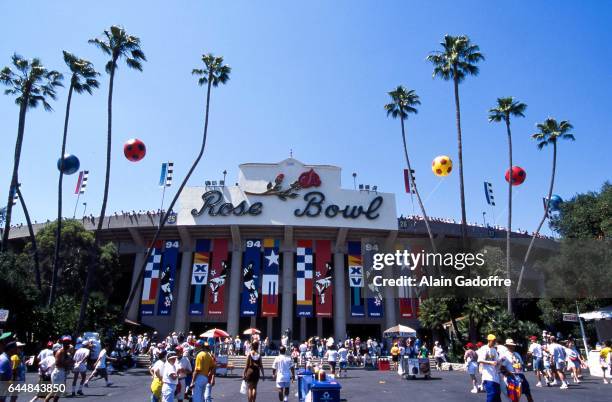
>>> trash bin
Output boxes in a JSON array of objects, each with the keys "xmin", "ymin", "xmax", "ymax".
[
  {"xmin": 308, "ymin": 380, "xmax": 342, "ymax": 402},
  {"xmin": 297, "ymin": 369, "xmax": 314, "ymax": 402}
]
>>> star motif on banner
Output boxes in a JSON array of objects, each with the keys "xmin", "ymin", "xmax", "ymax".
[
  {"xmin": 265, "ymin": 250, "xmax": 279, "ymax": 267},
  {"xmin": 164, "ymin": 299, "xmax": 172, "ymax": 307},
  {"xmin": 249, "ymin": 295, "xmax": 257, "ymax": 304},
  {"xmin": 374, "ymin": 298, "xmax": 382, "ymax": 306},
  {"xmin": 315, "ymin": 271, "xmax": 321, "ymax": 278},
  {"xmin": 210, "ymin": 269, "xmax": 216, "ymax": 277}
]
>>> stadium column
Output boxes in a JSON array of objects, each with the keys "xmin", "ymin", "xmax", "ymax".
[
  {"xmin": 333, "ymin": 227, "xmax": 348, "ymax": 340},
  {"xmin": 126, "ymin": 250, "xmax": 146, "ymax": 321},
  {"xmin": 227, "ymin": 225, "xmax": 243, "ymax": 336},
  {"xmin": 174, "ymin": 226, "xmax": 195, "ymax": 333},
  {"xmin": 384, "ymin": 231, "xmax": 399, "ymax": 330},
  {"xmin": 281, "ymin": 226, "xmax": 294, "ymax": 342}
]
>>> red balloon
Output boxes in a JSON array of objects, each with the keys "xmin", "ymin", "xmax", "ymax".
[
  {"xmin": 505, "ymin": 166, "xmax": 526, "ymax": 186},
  {"xmin": 123, "ymin": 138, "xmax": 146, "ymax": 162}
]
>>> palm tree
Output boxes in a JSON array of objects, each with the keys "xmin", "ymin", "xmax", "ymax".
[
  {"xmin": 0, "ymin": 55, "xmax": 63, "ymax": 290},
  {"xmin": 49, "ymin": 52, "xmax": 100, "ymax": 306},
  {"xmin": 516, "ymin": 118, "xmax": 575, "ymax": 292},
  {"xmin": 122, "ymin": 53, "xmax": 231, "ymax": 320},
  {"xmin": 75, "ymin": 26, "xmax": 145, "ymax": 331},
  {"xmin": 488, "ymin": 97, "xmax": 527, "ymax": 314},
  {"xmin": 385, "ymin": 86, "xmax": 437, "ymax": 254},
  {"xmin": 427, "ymin": 35, "xmax": 484, "ymax": 244}
]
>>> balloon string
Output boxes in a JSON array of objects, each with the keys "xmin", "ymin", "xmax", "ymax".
[
  {"xmin": 494, "ymin": 187, "xmax": 520, "ymax": 225},
  {"xmin": 423, "ymin": 177, "xmax": 445, "ymax": 203}
]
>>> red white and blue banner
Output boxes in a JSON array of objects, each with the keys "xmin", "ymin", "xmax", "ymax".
[
  {"xmin": 189, "ymin": 239, "xmax": 211, "ymax": 316},
  {"xmin": 157, "ymin": 240, "xmax": 180, "ymax": 316},
  {"xmin": 208, "ymin": 239, "xmax": 229, "ymax": 316},
  {"xmin": 314, "ymin": 240, "xmax": 333, "ymax": 318},
  {"xmin": 140, "ymin": 241, "xmax": 163, "ymax": 316},
  {"xmin": 364, "ymin": 241, "xmax": 384, "ymax": 318},
  {"xmin": 397, "ymin": 244, "xmax": 418, "ymax": 318},
  {"xmin": 241, "ymin": 239, "xmax": 262, "ymax": 317},
  {"xmin": 74, "ymin": 170, "xmax": 89, "ymax": 194},
  {"xmin": 261, "ymin": 238, "xmax": 280, "ymax": 317},
  {"xmin": 347, "ymin": 241, "xmax": 365, "ymax": 317},
  {"xmin": 296, "ymin": 240, "xmax": 314, "ymax": 317}
]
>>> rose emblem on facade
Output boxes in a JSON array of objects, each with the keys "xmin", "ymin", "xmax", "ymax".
[{"xmin": 298, "ymin": 169, "xmax": 321, "ymax": 188}]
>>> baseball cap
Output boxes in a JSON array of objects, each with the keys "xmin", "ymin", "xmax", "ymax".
[
  {"xmin": 47, "ymin": 341, "xmax": 54, "ymax": 347},
  {"xmin": 16, "ymin": 341, "xmax": 25, "ymax": 347},
  {"xmin": 0, "ymin": 332, "xmax": 13, "ymax": 341},
  {"xmin": 487, "ymin": 334, "xmax": 496, "ymax": 341},
  {"xmin": 61, "ymin": 335, "xmax": 72, "ymax": 344},
  {"xmin": 529, "ymin": 336, "xmax": 538, "ymax": 341},
  {"xmin": 166, "ymin": 351, "xmax": 177, "ymax": 359},
  {"xmin": 52, "ymin": 343, "xmax": 62, "ymax": 352},
  {"xmin": 82, "ymin": 340, "xmax": 90, "ymax": 347}
]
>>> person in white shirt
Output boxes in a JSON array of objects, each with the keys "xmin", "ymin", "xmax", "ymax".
[
  {"xmin": 547, "ymin": 337, "xmax": 568, "ymax": 389},
  {"xmin": 84, "ymin": 343, "xmax": 113, "ymax": 387},
  {"xmin": 324, "ymin": 345, "xmax": 339, "ymax": 375},
  {"xmin": 501, "ymin": 338, "xmax": 534, "ymax": 402},
  {"xmin": 174, "ymin": 346, "xmax": 192, "ymax": 402},
  {"xmin": 527, "ymin": 336, "xmax": 544, "ymax": 387},
  {"xmin": 477, "ymin": 334, "xmax": 501, "ymax": 402},
  {"xmin": 71, "ymin": 341, "xmax": 91, "ymax": 396},
  {"xmin": 337, "ymin": 346, "xmax": 348, "ymax": 377},
  {"xmin": 272, "ymin": 346, "xmax": 294, "ymax": 402},
  {"xmin": 162, "ymin": 352, "xmax": 179, "ymax": 402},
  {"xmin": 433, "ymin": 341, "xmax": 445, "ymax": 370}
]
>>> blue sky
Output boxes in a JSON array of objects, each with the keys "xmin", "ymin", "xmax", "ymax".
[{"xmin": 1, "ymin": 0, "xmax": 610, "ymax": 233}]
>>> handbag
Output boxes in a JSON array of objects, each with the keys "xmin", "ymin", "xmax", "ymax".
[{"xmin": 240, "ymin": 380, "xmax": 247, "ymax": 395}]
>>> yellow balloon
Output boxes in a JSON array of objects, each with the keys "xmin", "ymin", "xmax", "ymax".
[{"xmin": 432, "ymin": 155, "xmax": 453, "ymax": 177}]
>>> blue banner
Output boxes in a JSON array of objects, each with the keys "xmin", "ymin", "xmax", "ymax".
[
  {"xmin": 189, "ymin": 239, "xmax": 211, "ymax": 315},
  {"xmin": 364, "ymin": 241, "xmax": 384, "ymax": 318},
  {"xmin": 157, "ymin": 240, "xmax": 180, "ymax": 315},
  {"xmin": 347, "ymin": 241, "xmax": 365, "ymax": 317},
  {"xmin": 240, "ymin": 239, "xmax": 262, "ymax": 317}
]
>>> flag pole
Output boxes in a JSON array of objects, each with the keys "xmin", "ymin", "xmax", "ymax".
[
  {"xmin": 576, "ymin": 301, "xmax": 589, "ymax": 356},
  {"xmin": 159, "ymin": 185, "xmax": 167, "ymax": 228},
  {"xmin": 72, "ymin": 192, "xmax": 81, "ymax": 219}
]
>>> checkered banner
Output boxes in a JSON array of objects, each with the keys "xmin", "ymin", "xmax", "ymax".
[
  {"xmin": 159, "ymin": 162, "xmax": 174, "ymax": 187},
  {"xmin": 157, "ymin": 240, "xmax": 180, "ymax": 316},
  {"xmin": 484, "ymin": 181, "xmax": 495, "ymax": 206},
  {"xmin": 296, "ymin": 240, "xmax": 314, "ymax": 318},
  {"xmin": 363, "ymin": 240, "xmax": 384, "ymax": 318},
  {"xmin": 140, "ymin": 241, "xmax": 163, "ymax": 316},
  {"xmin": 240, "ymin": 239, "xmax": 261, "ymax": 317},
  {"xmin": 261, "ymin": 238, "xmax": 280, "ymax": 317},
  {"xmin": 75, "ymin": 171, "xmax": 89, "ymax": 194},
  {"xmin": 189, "ymin": 239, "xmax": 211, "ymax": 316},
  {"xmin": 314, "ymin": 240, "xmax": 333, "ymax": 318},
  {"xmin": 347, "ymin": 241, "xmax": 365, "ymax": 317},
  {"xmin": 207, "ymin": 239, "xmax": 229, "ymax": 316}
]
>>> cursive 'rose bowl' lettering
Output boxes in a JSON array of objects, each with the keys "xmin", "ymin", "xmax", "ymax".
[
  {"xmin": 191, "ymin": 190, "xmax": 262, "ymax": 217},
  {"xmin": 294, "ymin": 191, "xmax": 383, "ymax": 220}
]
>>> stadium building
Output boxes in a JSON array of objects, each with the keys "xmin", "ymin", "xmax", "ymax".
[{"xmin": 7, "ymin": 158, "xmax": 555, "ymax": 340}]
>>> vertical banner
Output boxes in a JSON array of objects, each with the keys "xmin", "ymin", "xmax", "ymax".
[
  {"xmin": 207, "ymin": 239, "xmax": 229, "ymax": 316},
  {"xmin": 397, "ymin": 244, "xmax": 418, "ymax": 318},
  {"xmin": 314, "ymin": 240, "xmax": 333, "ymax": 317},
  {"xmin": 364, "ymin": 241, "xmax": 384, "ymax": 318},
  {"xmin": 241, "ymin": 239, "xmax": 262, "ymax": 317},
  {"xmin": 296, "ymin": 240, "xmax": 314, "ymax": 317},
  {"xmin": 347, "ymin": 241, "xmax": 365, "ymax": 317},
  {"xmin": 261, "ymin": 239, "xmax": 280, "ymax": 317},
  {"xmin": 189, "ymin": 239, "xmax": 211, "ymax": 316},
  {"xmin": 140, "ymin": 241, "xmax": 163, "ymax": 316},
  {"xmin": 157, "ymin": 240, "xmax": 180, "ymax": 316}
]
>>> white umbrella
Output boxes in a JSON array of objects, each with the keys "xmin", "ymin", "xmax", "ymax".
[
  {"xmin": 383, "ymin": 324, "xmax": 417, "ymax": 338},
  {"xmin": 579, "ymin": 306, "xmax": 612, "ymax": 321}
]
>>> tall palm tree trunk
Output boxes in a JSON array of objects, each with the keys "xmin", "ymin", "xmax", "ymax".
[
  {"xmin": 123, "ymin": 76, "xmax": 214, "ymax": 319},
  {"xmin": 516, "ymin": 142, "xmax": 557, "ymax": 293},
  {"xmin": 75, "ymin": 62, "xmax": 116, "ymax": 333},
  {"xmin": 400, "ymin": 117, "xmax": 437, "ymax": 254},
  {"xmin": 505, "ymin": 118, "xmax": 513, "ymax": 314},
  {"xmin": 50, "ymin": 83, "xmax": 74, "ymax": 306},
  {"xmin": 452, "ymin": 70, "xmax": 468, "ymax": 246},
  {"xmin": 15, "ymin": 186, "xmax": 41, "ymax": 290},
  {"xmin": 1, "ymin": 100, "xmax": 28, "ymax": 250}
]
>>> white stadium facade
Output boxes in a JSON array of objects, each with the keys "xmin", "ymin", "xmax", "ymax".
[{"xmin": 7, "ymin": 158, "xmax": 555, "ymax": 341}]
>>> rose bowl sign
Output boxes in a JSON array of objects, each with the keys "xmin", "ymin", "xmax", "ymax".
[{"xmin": 177, "ymin": 159, "xmax": 397, "ymax": 230}]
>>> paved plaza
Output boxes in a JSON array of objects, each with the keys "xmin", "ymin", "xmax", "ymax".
[{"xmin": 16, "ymin": 367, "xmax": 611, "ymax": 401}]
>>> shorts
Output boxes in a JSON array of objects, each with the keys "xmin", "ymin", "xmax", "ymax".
[
  {"xmin": 467, "ymin": 362, "xmax": 478, "ymax": 375},
  {"xmin": 339, "ymin": 361, "xmax": 347, "ymax": 369},
  {"xmin": 532, "ymin": 357, "xmax": 544, "ymax": 371},
  {"xmin": 391, "ymin": 355, "xmax": 399, "ymax": 363},
  {"xmin": 73, "ymin": 366, "xmax": 87, "ymax": 374},
  {"xmin": 51, "ymin": 368, "xmax": 66, "ymax": 384},
  {"xmin": 276, "ymin": 381, "xmax": 290, "ymax": 388},
  {"xmin": 555, "ymin": 361, "xmax": 566, "ymax": 371},
  {"xmin": 328, "ymin": 361, "xmax": 337, "ymax": 371}
]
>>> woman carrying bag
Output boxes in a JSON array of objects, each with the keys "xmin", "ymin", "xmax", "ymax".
[{"xmin": 242, "ymin": 341, "xmax": 265, "ymax": 402}]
